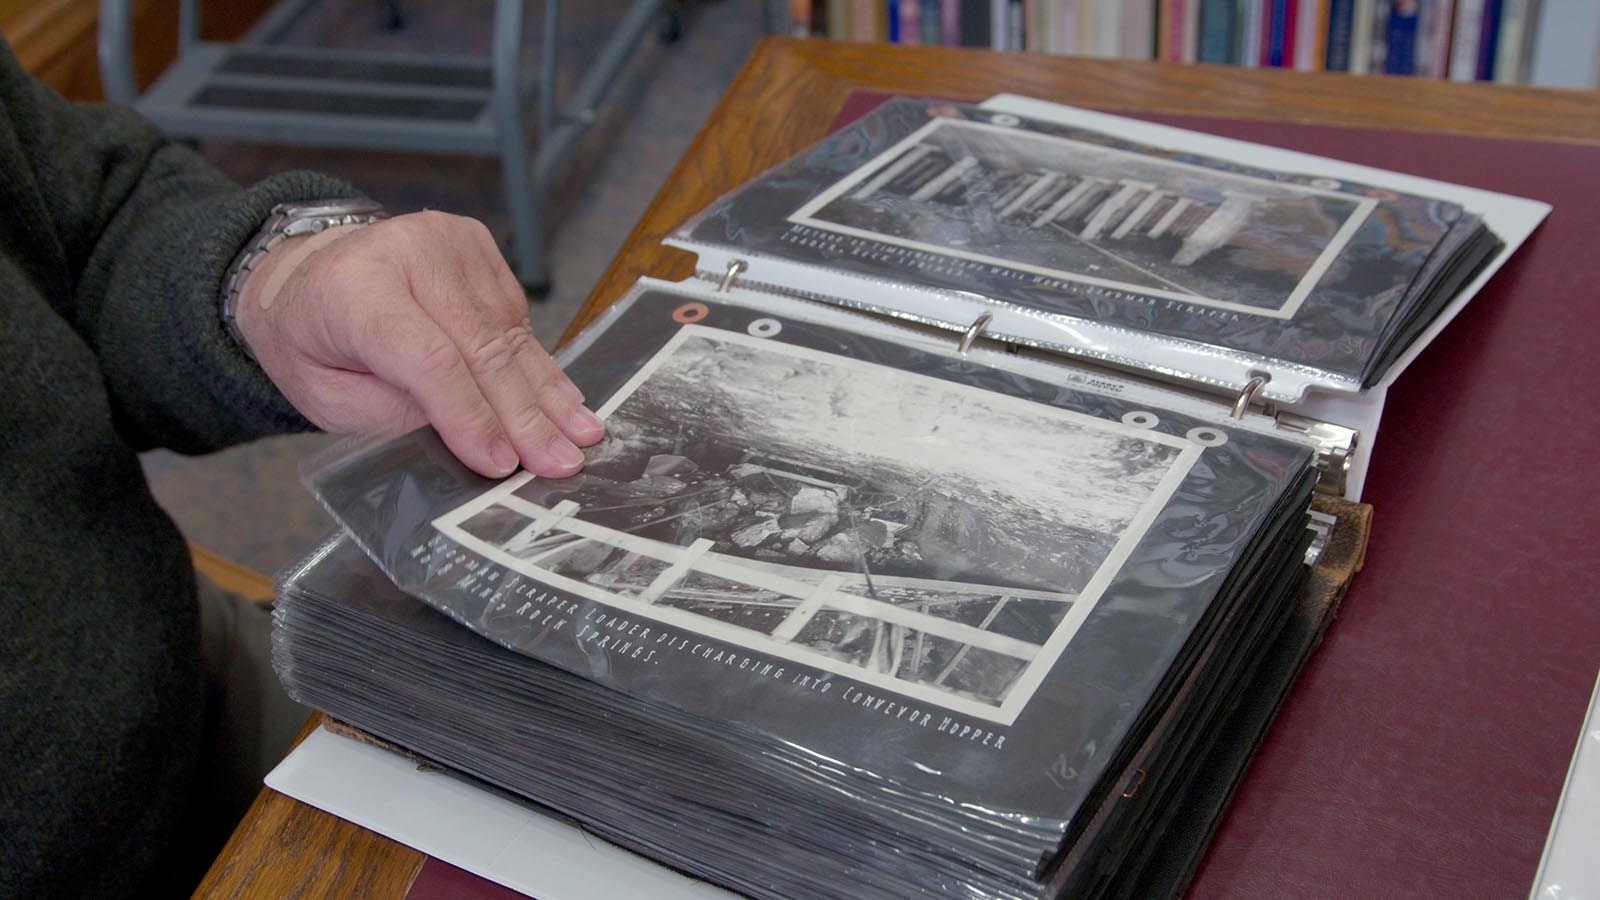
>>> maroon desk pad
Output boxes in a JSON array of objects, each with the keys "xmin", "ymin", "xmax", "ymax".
[{"xmin": 407, "ymin": 98, "xmax": 1600, "ymax": 899}]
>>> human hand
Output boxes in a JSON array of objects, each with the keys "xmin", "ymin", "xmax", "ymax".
[{"xmin": 231, "ymin": 210, "xmax": 604, "ymax": 479}]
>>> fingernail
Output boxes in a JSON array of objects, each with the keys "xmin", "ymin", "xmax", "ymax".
[
  {"xmin": 489, "ymin": 438, "xmax": 519, "ymax": 475},
  {"xmin": 557, "ymin": 376, "xmax": 585, "ymax": 404},
  {"xmin": 564, "ymin": 406, "xmax": 605, "ymax": 443},
  {"xmin": 547, "ymin": 437, "xmax": 585, "ymax": 473}
]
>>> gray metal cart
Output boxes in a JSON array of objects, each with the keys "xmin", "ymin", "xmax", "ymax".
[{"xmin": 98, "ymin": 0, "xmax": 673, "ymax": 291}]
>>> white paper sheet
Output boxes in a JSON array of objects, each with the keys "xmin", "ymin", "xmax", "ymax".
[
  {"xmin": 266, "ymin": 727, "xmax": 736, "ymax": 900},
  {"xmin": 1530, "ymin": 670, "xmax": 1600, "ymax": 900}
]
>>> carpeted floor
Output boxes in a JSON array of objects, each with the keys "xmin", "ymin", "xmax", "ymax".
[{"xmin": 139, "ymin": 0, "xmax": 766, "ymax": 577}]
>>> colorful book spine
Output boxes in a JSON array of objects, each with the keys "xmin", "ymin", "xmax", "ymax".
[
  {"xmin": 1491, "ymin": 0, "xmax": 1535, "ymax": 82},
  {"xmin": 922, "ymin": 0, "xmax": 943, "ymax": 43},
  {"xmin": 1325, "ymin": 0, "xmax": 1356, "ymax": 68},
  {"xmin": 1265, "ymin": 0, "xmax": 1296, "ymax": 65},
  {"xmin": 847, "ymin": 0, "xmax": 879, "ymax": 40},
  {"xmin": 1054, "ymin": 0, "xmax": 1079, "ymax": 52},
  {"xmin": 1184, "ymin": 0, "xmax": 1203, "ymax": 59},
  {"xmin": 1368, "ymin": 0, "xmax": 1392, "ymax": 72},
  {"xmin": 1414, "ymin": 0, "xmax": 1454, "ymax": 77},
  {"xmin": 959, "ymin": 0, "xmax": 994, "ymax": 47},
  {"xmin": 1449, "ymin": 0, "xmax": 1484, "ymax": 78},
  {"xmin": 1199, "ymin": 0, "xmax": 1238, "ymax": 61},
  {"xmin": 1241, "ymin": 0, "xmax": 1267, "ymax": 66},
  {"xmin": 1161, "ymin": 0, "xmax": 1189, "ymax": 61},
  {"xmin": 1094, "ymin": 0, "xmax": 1123, "ymax": 56},
  {"xmin": 1350, "ymin": 0, "xmax": 1378, "ymax": 71},
  {"xmin": 1121, "ymin": 0, "xmax": 1157, "ymax": 59},
  {"xmin": 942, "ymin": 0, "xmax": 961, "ymax": 42},
  {"xmin": 1294, "ymin": 0, "xmax": 1325, "ymax": 69},
  {"xmin": 1475, "ymin": 0, "xmax": 1503, "ymax": 79},
  {"xmin": 1382, "ymin": 0, "xmax": 1418, "ymax": 74}
]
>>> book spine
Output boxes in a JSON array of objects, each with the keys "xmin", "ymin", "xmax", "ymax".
[
  {"xmin": 1094, "ymin": 0, "xmax": 1123, "ymax": 56},
  {"xmin": 788, "ymin": 0, "xmax": 814, "ymax": 36},
  {"xmin": 1266, "ymin": 0, "xmax": 1290, "ymax": 64},
  {"xmin": 1527, "ymin": 0, "xmax": 1600, "ymax": 87},
  {"xmin": 1007, "ymin": 0, "xmax": 1024, "ymax": 49},
  {"xmin": 1184, "ymin": 0, "xmax": 1204, "ymax": 58},
  {"xmin": 1056, "ymin": 0, "xmax": 1079, "ymax": 52},
  {"xmin": 1294, "ymin": 0, "xmax": 1324, "ymax": 69},
  {"xmin": 942, "ymin": 0, "xmax": 961, "ymax": 41},
  {"xmin": 826, "ymin": 0, "xmax": 848, "ymax": 38},
  {"xmin": 1383, "ymin": 0, "xmax": 1418, "ymax": 74},
  {"xmin": 1492, "ymin": 0, "xmax": 1528, "ymax": 80},
  {"xmin": 1122, "ymin": 0, "xmax": 1157, "ymax": 58},
  {"xmin": 923, "ymin": 0, "xmax": 943, "ymax": 43},
  {"xmin": 1160, "ymin": 0, "xmax": 1187, "ymax": 60},
  {"xmin": 1475, "ymin": 0, "xmax": 1503, "ymax": 79},
  {"xmin": 1368, "ymin": 0, "xmax": 1391, "ymax": 71},
  {"xmin": 1448, "ymin": 0, "xmax": 1483, "ymax": 78},
  {"xmin": 1325, "ymin": 0, "xmax": 1355, "ymax": 68},
  {"xmin": 1349, "ymin": 0, "xmax": 1376, "ymax": 71},
  {"xmin": 888, "ymin": 0, "xmax": 903, "ymax": 41},
  {"xmin": 1240, "ymin": 0, "xmax": 1266, "ymax": 65},
  {"xmin": 1514, "ymin": 0, "xmax": 1541, "ymax": 82},
  {"xmin": 961, "ymin": 0, "xmax": 994, "ymax": 46},
  {"xmin": 1199, "ymin": 0, "xmax": 1238, "ymax": 60},
  {"xmin": 1414, "ymin": 0, "xmax": 1454, "ymax": 77},
  {"xmin": 849, "ymin": 0, "xmax": 875, "ymax": 40}
]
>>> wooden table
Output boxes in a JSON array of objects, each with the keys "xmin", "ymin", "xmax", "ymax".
[{"xmin": 197, "ymin": 37, "xmax": 1600, "ymax": 899}]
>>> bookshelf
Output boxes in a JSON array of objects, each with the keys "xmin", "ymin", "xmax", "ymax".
[{"xmin": 768, "ymin": 0, "xmax": 1600, "ymax": 89}]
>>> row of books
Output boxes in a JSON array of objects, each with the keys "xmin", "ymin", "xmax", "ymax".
[{"xmin": 786, "ymin": 0, "xmax": 1600, "ymax": 87}]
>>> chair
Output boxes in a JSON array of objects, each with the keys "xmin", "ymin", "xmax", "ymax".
[{"xmin": 98, "ymin": 0, "xmax": 673, "ymax": 292}]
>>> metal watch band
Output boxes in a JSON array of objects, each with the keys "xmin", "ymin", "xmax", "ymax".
[{"xmin": 219, "ymin": 199, "xmax": 387, "ymax": 354}]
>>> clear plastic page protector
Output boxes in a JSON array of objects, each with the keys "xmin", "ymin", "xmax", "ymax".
[
  {"xmin": 669, "ymin": 97, "xmax": 1492, "ymax": 402},
  {"xmin": 303, "ymin": 283, "xmax": 1314, "ymax": 840}
]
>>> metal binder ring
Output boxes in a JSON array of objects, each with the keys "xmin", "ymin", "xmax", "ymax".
[
  {"xmin": 958, "ymin": 313, "xmax": 992, "ymax": 355},
  {"xmin": 716, "ymin": 259, "xmax": 747, "ymax": 293},
  {"xmin": 1230, "ymin": 372, "xmax": 1271, "ymax": 420}
]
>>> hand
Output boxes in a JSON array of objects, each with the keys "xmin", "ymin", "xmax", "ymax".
[{"xmin": 231, "ymin": 210, "xmax": 604, "ymax": 479}]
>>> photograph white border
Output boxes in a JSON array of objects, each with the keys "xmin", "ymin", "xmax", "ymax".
[
  {"xmin": 435, "ymin": 325, "xmax": 1202, "ymax": 726},
  {"xmin": 788, "ymin": 117, "xmax": 1377, "ymax": 320}
]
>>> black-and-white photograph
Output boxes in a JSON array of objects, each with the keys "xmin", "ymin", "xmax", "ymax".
[
  {"xmin": 790, "ymin": 116, "xmax": 1376, "ymax": 318},
  {"xmin": 436, "ymin": 325, "xmax": 1198, "ymax": 721}
]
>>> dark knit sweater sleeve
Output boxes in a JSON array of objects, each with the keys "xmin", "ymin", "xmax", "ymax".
[{"xmin": 0, "ymin": 40, "xmax": 356, "ymax": 453}]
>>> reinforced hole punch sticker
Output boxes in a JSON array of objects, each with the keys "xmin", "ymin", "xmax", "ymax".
[
  {"xmin": 1121, "ymin": 411, "xmax": 1160, "ymax": 429},
  {"xmin": 748, "ymin": 318, "xmax": 783, "ymax": 337},
  {"xmin": 672, "ymin": 302, "xmax": 709, "ymax": 324},
  {"xmin": 1186, "ymin": 426, "xmax": 1229, "ymax": 447}
]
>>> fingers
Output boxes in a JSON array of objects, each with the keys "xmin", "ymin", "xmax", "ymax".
[
  {"xmin": 401, "ymin": 218, "xmax": 604, "ymax": 475},
  {"xmin": 356, "ymin": 307, "xmax": 535, "ymax": 478}
]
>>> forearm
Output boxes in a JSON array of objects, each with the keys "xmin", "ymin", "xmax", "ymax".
[{"xmin": 0, "ymin": 38, "xmax": 350, "ymax": 452}]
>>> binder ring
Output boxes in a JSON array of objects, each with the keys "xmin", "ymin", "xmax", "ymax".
[
  {"xmin": 958, "ymin": 313, "xmax": 992, "ymax": 355},
  {"xmin": 717, "ymin": 259, "xmax": 748, "ymax": 293},
  {"xmin": 1230, "ymin": 372, "xmax": 1270, "ymax": 420}
]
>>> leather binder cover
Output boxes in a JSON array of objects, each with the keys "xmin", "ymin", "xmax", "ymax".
[{"xmin": 830, "ymin": 94, "xmax": 1600, "ymax": 899}]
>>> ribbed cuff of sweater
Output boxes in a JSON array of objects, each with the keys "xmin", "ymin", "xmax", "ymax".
[{"xmin": 102, "ymin": 167, "xmax": 365, "ymax": 453}]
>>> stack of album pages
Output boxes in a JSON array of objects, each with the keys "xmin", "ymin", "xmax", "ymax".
[
  {"xmin": 272, "ymin": 95, "xmax": 1535, "ymax": 899},
  {"xmin": 281, "ymin": 290, "xmax": 1319, "ymax": 900}
]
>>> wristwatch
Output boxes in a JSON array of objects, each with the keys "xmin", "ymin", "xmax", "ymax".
[{"xmin": 220, "ymin": 199, "xmax": 387, "ymax": 351}]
